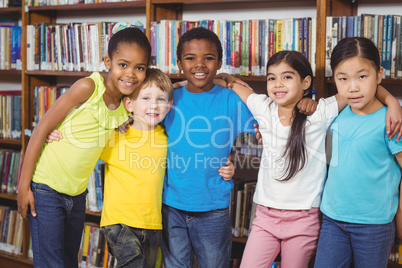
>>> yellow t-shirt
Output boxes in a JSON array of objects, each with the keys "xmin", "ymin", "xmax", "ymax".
[
  {"xmin": 100, "ymin": 125, "xmax": 168, "ymax": 230},
  {"xmin": 32, "ymin": 72, "xmax": 128, "ymax": 196}
]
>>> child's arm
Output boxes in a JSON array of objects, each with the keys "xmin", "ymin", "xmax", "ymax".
[
  {"xmin": 214, "ymin": 73, "xmax": 254, "ymax": 104},
  {"xmin": 395, "ymin": 152, "xmax": 402, "ymax": 239},
  {"xmin": 376, "ymin": 85, "xmax": 402, "ymax": 141},
  {"xmin": 219, "ymin": 156, "xmax": 235, "ymax": 181},
  {"xmin": 17, "ymin": 77, "xmax": 96, "ymax": 219}
]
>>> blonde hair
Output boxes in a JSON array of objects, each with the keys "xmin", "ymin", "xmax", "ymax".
[{"xmin": 129, "ymin": 68, "xmax": 174, "ymax": 101}]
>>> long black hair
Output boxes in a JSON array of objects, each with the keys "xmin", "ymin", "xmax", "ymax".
[{"xmin": 267, "ymin": 51, "xmax": 313, "ymax": 181}]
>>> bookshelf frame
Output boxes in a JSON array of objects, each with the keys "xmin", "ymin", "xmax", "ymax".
[{"xmin": 0, "ymin": 0, "xmax": 401, "ymax": 266}]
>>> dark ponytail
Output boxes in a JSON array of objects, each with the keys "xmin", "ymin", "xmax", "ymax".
[{"xmin": 267, "ymin": 51, "xmax": 313, "ymax": 181}]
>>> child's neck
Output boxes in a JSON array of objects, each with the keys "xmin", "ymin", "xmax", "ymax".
[
  {"xmin": 351, "ymin": 97, "xmax": 384, "ymax": 115},
  {"xmin": 277, "ymin": 106, "xmax": 294, "ymax": 126},
  {"xmin": 103, "ymin": 77, "xmax": 123, "ymax": 110},
  {"xmin": 130, "ymin": 122, "xmax": 157, "ymax": 131},
  {"xmin": 186, "ymin": 82, "xmax": 215, "ymax": 93}
]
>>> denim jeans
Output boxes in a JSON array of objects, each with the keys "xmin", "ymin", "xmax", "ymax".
[
  {"xmin": 103, "ymin": 224, "xmax": 161, "ymax": 268},
  {"xmin": 29, "ymin": 182, "xmax": 87, "ymax": 268},
  {"xmin": 314, "ymin": 214, "xmax": 395, "ymax": 268},
  {"xmin": 161, "ymin": 204, "xmax": 232, "ymax": 268}
]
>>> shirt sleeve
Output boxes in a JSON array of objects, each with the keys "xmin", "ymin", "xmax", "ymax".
[{"xmin": 232, "ymin": 92, "xmax": 258, "ymax": 136}]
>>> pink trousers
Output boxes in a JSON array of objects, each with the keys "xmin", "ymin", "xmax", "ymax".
[{"xmin": 240, "ymin": 205, "xmax": 321, "ymax": 268}]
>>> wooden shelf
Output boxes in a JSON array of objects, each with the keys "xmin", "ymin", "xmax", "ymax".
[
  {"xmin": 25, "ymin": 70, "xmax": 105, "ymax": 77},
  {"xmin": 0, "ymin": 138, "xmax": 22, "ymax": 146},
  {"xmin": 232, "ymin": 236, "xmax": 248, "ymax": 244},
  {"xmin": 28, "ymin": 0, "xmax": 145, "ymax": 11},
  {"xmin": 0, "ymin": 7, "xmax": 21, "ymax": 14},
  {"xmin": 0, "ymin": 70, "xmax": 22, "ymax": 75},
  {"xmin": 0, "ymin": 251, "xmax": 33, "ymax": 268},
  {"xmin": 85, "ymin": 210, "xmax": 101, "ymax": 217},
  {"xmin": 325, "ymin": 78, "xmax": 402, "ymax": 86},
  {"xmin": 0, "ymin": 193, "xmax": 18, "ymax": 201},
  {"xmin": 151, "ymin": 0, "xmax": 295, "ymax": 4}
]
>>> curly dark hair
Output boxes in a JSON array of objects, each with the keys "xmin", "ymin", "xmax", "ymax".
[{"xmin": 176, "ymin": 27, "xmax": 223, "ymax": 62}]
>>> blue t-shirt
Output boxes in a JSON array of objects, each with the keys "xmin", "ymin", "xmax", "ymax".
[
  {"xmin": 321, "ymin": 106, "xmax": 402, "ymax": 224},
  {"xmin": 162, "ymin": 84, "xmax": 256, "ymax": 212}
]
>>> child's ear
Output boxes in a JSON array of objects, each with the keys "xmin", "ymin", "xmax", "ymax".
[
  {"xmin": 177, "ymin": 60, "xmax": 182, "ymax": 71},
  {"xmin": 217, "ymin": 60, "xmax": 222, "ymax": 70},
  {"xmin": 303, "ymin": 76, "xmax": 312, "ymax": 90},
  {"xmin": 377, "ymin": 67, "xmax": 384, "ymax": 84},
  {"xmin": 123, "ymin": 96, "xmax": 133, "ymax": 113},
  {"xmin": 166, "ymin": 100, "xmax": 173, "ymax": 113},
  {"xmin": 104, "ymin": 55, "xmax": 111, "ymax": 70}
]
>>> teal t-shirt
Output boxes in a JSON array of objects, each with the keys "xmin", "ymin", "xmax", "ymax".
[{"xmin": 321, "ymin": 106, "xmax": 402, "ymax": 224}]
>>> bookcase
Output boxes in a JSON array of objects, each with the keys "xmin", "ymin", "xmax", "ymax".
[{"xmin": 0, "ymin": 0, "xmax": 401, "ymax": 267}]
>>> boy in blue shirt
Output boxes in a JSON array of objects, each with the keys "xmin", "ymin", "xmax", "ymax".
[{"xmin": 161, "ymin": 27, "xmax": 256, "ymax": 267}]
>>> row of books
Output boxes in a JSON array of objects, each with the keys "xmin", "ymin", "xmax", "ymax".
[
  {"xmin": 0, "ymin": 206, "xmax": 23, "ymax": 255},
  {"xmin": 230, "ymin": 181, "xmax": 257, "ymax": 238},
  {"xmin": 27, "ymin": 0, "xmax": 135, "ymax": 6},
  {"xmin": 0, "ymin": 0, "xmax": 21, "ymax": 8},
  {"xmin": 325, "ymin": 14, "xmax": 402, "ymax": 78},
  {"xmin": 389, "ymin": 237, "xmax": 402, "ymax": 264},
  {"xmin": 78, "ymin": 223, "xmax": 115, "ymax": 268},
  {"xmin": 231, "ymin": 132, "xmax": 262, "ymax": 158},
  {"xmin": 0, "ymin": 149, "xmax": 22, "ymax": 194},
  {"xmin": 87, "ymin": 161, "xmax": 105, "ymax": 213},
  {"xmin": 150, "ymin": 18, "xmax": 317, "ymax": 76},
  {"xmin": 0, "ymin": 91, "xmax": 22, "ymax": 140},
  {"xmin": 0, "ymin": 26, "xmax": 22, "ymax": 70},
  {"xmin": 33, "ymin": 86, "xmax": 68, "ymax": 127},
  {"xmin": 26, "ymin": 21, "xmax": 143, "ymax": 72}
]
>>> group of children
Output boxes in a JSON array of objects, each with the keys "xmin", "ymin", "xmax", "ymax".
[{"xmin": 16, "ymin": 21, "xmax": 402, "ymax": 268}]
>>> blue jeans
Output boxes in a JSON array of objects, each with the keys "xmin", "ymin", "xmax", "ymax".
[
  {"xmin": 314, "ymin": 214, "xmax": 395, "ymax": 268},
  {"xmin": 161, "ymin": 204, "xmax": 232, "ymax": 268},
  {"xmin": 103, "ymin": 224, "xmax": 161, "ymax": 268},
  {"xmin": 29, "ymin": 182, "xmax": 87, "ymax": 268}
]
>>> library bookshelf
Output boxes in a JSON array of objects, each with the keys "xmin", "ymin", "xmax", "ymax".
[{"xmin": 0, "ymin": 0, "xmax": 401, "ymax": 267}]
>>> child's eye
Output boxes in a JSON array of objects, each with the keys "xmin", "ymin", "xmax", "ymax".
[
  {"xmin": 359, "ymin": 75, "xmax": 367, "ymax": 79},
  {"xmin": 267, "ymin": 77, "xmax": 275, "ymax": 81},
  {"xmin": 338, "ymin": 77, "xmax": 346, "ymax": 81},
  {"xmin": 158, "ymin": 98, "xmax": 166, "ymax": 102},
  {"xmin": 119, "ymin": 63, "xmax": 127, "ymax": 68},
  {"xmin": 283, "ymin": 76, "xmax": 292, "ymax": 80},
  {"xmin": 184, "ymin": 57, "xmax": 194, "ymax": 61},
  {"xmin": 142, "ymin": 97, "xmax": 150, "ymax": 100},
  {"xmin": 205, "ymin": 57, "xmax": 215, "ymax": 61},
  {"xmin": 137, "ymin": 66, "xmax": 145, "ymax": 71}
]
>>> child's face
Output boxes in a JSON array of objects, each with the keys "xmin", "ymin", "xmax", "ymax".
[
  {"xmin": 104, "ymin": 43, "xmax": 149, "ymax": 96},
  {"xmin": 177, "ymin": 39, "xmax": 222, "ymax": 93},
  {"xmin": 124, "ymin": 83, "xmax": 172, "ymax": 131},
  {"xmin": 334, "ymin": 56, "xmax": 383, "ymax": 115},
  {"xmin": 266, "ymin": 62, "xmax": 311, "ymax": 109}
]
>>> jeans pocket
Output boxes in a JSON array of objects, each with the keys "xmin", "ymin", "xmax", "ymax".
[
  {"xmin": 31, "ymin": 182, "xmax": 58, "ymax": 194},
  {"xmin": 104, "ymin": 224, "xmax": 141, "ymax": 267}
]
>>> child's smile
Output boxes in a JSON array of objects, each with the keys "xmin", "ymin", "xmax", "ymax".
[{"xmin": 177, "ymin": 39, "xmax": 222, "ymax": 93}]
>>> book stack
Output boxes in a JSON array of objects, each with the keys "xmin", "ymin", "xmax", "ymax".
[
  {"xmin": 0, "ymin": 26, "xmax": 22, "ymax": 70},
  {"xmin": 0, "ymin": 149, "xmax": 22, "ymax": 194},
  {"xmin": 0, "ymin": 0, "xmax": 21, "ymax": 7},
  {"xmin": 325, "ymin": 14, "xmax": 402, "ymax": 78},
  {"xmin": 26, "ymin": 0, "xmax": 136, "ymax": 6},
  {"xmin": 0, "ymin": 90, "xmax": 21, "ymax": 140},
  {"xmin": 32, "ymin": 86, "xmax": 68, "ymax": 127},
  {"xmin": 0, "ymin": 206, "xmax": 23, "ymax": 255},
  {"xmin": 230, "ymin": 181, "xmax": 257, "ymax": 238},
  {"xmin": 78, "ymin": 223, "xmax": 116, "ymax": 268},
  {"xmin": 87, "ymin": 160, "xmax": 105, "ymax": 213},
  {"xmin": 26, "ymin": 21, "xmax": 143, "ymax": 72},
  {"xmin": 150, "ymin": 18, "xmax": 317, "ymax": 76}
]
